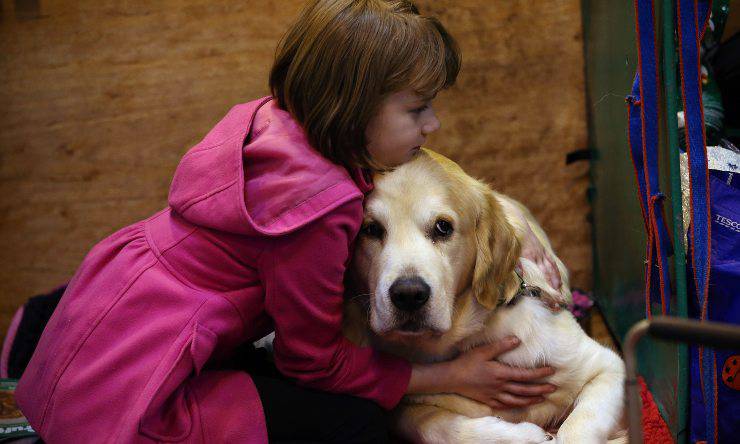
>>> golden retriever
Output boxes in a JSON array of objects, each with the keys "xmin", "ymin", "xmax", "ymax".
[{"xmin": 344, "ymin": 149, "xmax": 626, "ymax": 443}]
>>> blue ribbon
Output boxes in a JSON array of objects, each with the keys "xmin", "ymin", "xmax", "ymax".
[
  {"xmin": 676, "ymin": 0, "xmax": 714, "ymax": 442},
  {"xmin": 628, "ymin": 1, "xmax": 715, "ymax": 438},
  {"xmin": 628, "ymin": 0, "xmax": 675, "ymax": 318}
]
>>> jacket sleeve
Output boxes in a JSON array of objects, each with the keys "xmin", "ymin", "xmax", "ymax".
[{"xmin": 258, "ymin": 198, "xmax": 412, "ymax": 410}]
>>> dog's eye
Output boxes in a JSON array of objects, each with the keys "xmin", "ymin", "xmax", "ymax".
[
  {"xmin": 433, "ymin": 219, "xmax": 454, "ymax": 239},
  {"xmin": 361, "ymin": 221, "xmax": 385, "ymax": 240}
]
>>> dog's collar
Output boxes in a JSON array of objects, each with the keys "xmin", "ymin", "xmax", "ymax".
[
  {"xmin": 500, "ymin": 270, "xmax": 567, "ymax": 314},
  {"xmin": 513, "ymin": 269, "xmax": 542, "ymax": 299}
]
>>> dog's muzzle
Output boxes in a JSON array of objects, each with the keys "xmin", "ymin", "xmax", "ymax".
[{"xmin": 389, "ymin": 276, "xmax": 430, "ymax": 312}]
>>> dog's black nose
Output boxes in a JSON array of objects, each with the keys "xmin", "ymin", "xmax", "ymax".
[{"xmin": 389, "ymin": 277, "xmax": 430, "ymax": 312}]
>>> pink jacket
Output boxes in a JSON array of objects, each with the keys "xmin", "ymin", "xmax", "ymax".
[{"xmin": 16, "ymin": 97, "xmax": 412, "ymax": 443}]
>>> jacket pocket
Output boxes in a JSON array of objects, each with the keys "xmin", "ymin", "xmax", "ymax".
[{"xmin": 138, "ymin": 323, "xmax": 217, "ymax": 442}]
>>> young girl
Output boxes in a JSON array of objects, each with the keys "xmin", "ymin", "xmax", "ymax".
[{"xmin": 17, "ymin": 1, "xmax": 561, "ymax": 442}]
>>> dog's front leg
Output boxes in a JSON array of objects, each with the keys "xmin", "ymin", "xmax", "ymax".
[
  {"xmin": 394, "ymin": 403, "xmax": 553, "ymax": 444},
  {"xmin": 556, "ymin": 357, "xmax": 626, "ymax": 443}
]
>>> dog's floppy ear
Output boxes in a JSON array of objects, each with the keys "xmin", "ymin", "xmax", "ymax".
[{"xmin": 472, "ymin": 190, "xmax": 521, "ymax": 310}]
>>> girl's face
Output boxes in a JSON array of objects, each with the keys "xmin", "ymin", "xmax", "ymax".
[{"xmin": 365, "ymin": 89, "xmax": 441, "ymax": 168}]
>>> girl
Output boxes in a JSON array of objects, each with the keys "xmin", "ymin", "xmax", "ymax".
[{"xmin": 17, "ymin": 1, "xmax": 561, "ymax": 442}]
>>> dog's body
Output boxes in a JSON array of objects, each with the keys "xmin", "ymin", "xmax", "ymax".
[{"xmin": 344, "ymin": 150, "xmax": 626, "ymax": 443}]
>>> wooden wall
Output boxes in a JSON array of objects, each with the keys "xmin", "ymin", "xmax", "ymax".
[{"xmin": 0, "ymin": 0, "xmax": 589, "ymax": 344}]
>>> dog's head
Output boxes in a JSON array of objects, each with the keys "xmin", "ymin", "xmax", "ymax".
[{"xmin": 351, "ymin": 150, "xmax": 521, "ymax": 338}]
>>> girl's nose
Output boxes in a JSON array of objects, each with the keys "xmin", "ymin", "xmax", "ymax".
[{"xmin": 421, "ymin": 112, "xmax": 441, "ymax": 136}]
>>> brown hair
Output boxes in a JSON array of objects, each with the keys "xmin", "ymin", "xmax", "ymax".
[{"xmin": 270, "ymin": 0, "xmax": 461, "ymax": 170}]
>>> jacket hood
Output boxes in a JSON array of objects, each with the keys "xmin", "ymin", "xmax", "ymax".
[{"xmin": 168, "ymin": 97, "xmax": 365, "ymax": 236}]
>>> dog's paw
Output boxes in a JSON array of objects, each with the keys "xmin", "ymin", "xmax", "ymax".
[
  {"xmin": 555, "ymin": 430, "xmax": 605, "ymax": 444},
  {"xmin": 511, "ymin": 422, "xmax": 555, "ymax": 443},
  {"xmin": 451, "ymin": 417, "xmax": 552, "ymax": 443}
]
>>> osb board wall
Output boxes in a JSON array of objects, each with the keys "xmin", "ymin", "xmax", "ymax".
[{"xmin": 0, "ymin": 0, "xmax": 590, "ymax": 343}]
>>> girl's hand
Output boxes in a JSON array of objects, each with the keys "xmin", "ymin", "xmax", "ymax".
[
  {"xmin": 516, "ymin": 212, "xmax": 570, "ymax": 309},
  {"xmin": 446, "ymin": 336, "xmax": 557, "ymax": 409},
  {"xmin": 519, "ymin": 219, "xmax": 561, "ymax": 291}
]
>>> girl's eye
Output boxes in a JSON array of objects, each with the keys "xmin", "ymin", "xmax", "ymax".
[
  {"xmin": 410, "ymin": 104, "xmax": 429, "ymax": 114},
  {"xmin": 361, "ymin": 221, "xmax": 385, "ymax": 240},
  {"xmin": 432, "ymin": 219, "xmax": 454, "ymax": 239}
]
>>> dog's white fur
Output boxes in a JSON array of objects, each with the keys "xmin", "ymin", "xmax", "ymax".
[{"xmin": 344, "ymin": 150, "xmax": 626, "ymax": 443}]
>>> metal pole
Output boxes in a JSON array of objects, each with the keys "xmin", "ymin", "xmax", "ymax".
[
  {"xmin": 624, "ymin": 316, "xmax": 740, "ymax": 443},
  {"xmin": 624, "ymin": 319, "xmax": 650, "ymax": 444}
]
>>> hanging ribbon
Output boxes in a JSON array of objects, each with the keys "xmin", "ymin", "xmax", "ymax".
[
  {"xmin": 627, "ymin": 0, "xmax": 675, "ymax": 318},
  {"xmin": 676, "ymin": 0, "xmax": 714, "ymax": 442},
  {"xmin": 628, "ymin": 0, "xmax": 714, "ymax": 441}
]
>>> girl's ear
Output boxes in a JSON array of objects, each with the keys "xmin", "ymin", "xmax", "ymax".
[{"xmin": 472, "ymin": 190, "xmax": 521, "ymax": 309}]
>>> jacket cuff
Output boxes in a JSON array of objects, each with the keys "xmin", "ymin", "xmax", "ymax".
[{"xmin": 374, "ymin": 352, "xmax": 413, "ymax": 410}]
